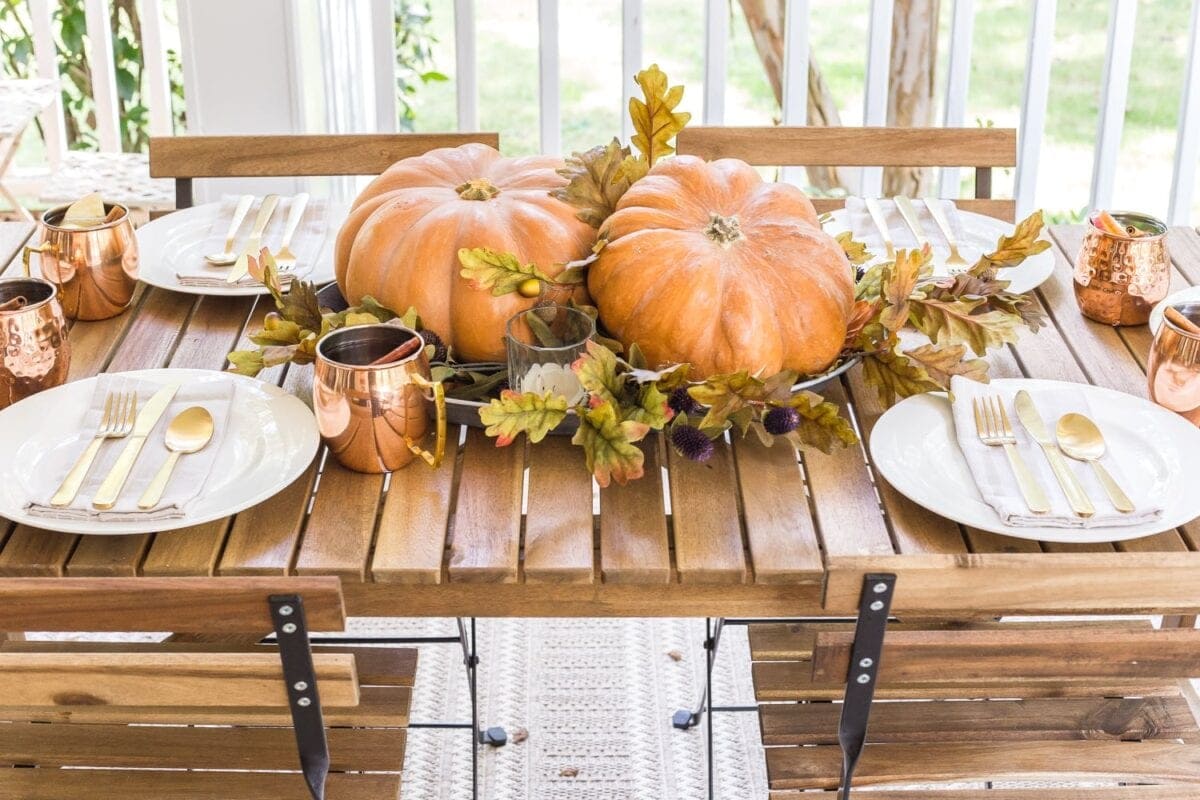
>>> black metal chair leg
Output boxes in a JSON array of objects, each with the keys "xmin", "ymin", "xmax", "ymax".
[
  {"xmin": 836, "ymin": 574, "xmax": 896, "ymax": 800},
  {"xmin": 270, "ymin": 594, "xmax": 329, "ymax": 800},
  {"xmin": 673, "ymin": 617, "xmax": 725, "ymax": 731}
]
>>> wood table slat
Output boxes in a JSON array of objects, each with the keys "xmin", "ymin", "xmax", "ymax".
[
  {"xmin": 295, "ymin": 461, "xmax": 384, "ymax": 580},
  {"xmin": 666, "ymin": 438, "xmax": 747, "ymax": 583},
  {"xmin": 0, "ymin": 223, "xmax": 34, "ymax": 274},
  {"xmin": 598, "ymin": 439, "xmax": 670, "ymax": 584},
  {"xmin": 523, "ymin": 435, "xmax": 595, "ymax": 584},
  {"xmin": 447, "ymin": 428, "xmax": 523, "ymax": 583}
]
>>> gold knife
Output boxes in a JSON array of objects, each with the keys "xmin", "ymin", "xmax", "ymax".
[
  {"xmin": 893, "ymin": 195, "xmax": 931, "ymax": 249},
  {"xmin": 863, "ymin": 197, "xmax": 894, "ymax": 260},
  {"xmin": 226, "ymin": 194, "xmax": 280, "ymax": 284},
  {"xmin": 92, "ymin": 383, "xmax": 181, "ymax": 510},
  {"xmin": 1013, "ymin": 390, "xmax": 1095, "ymax": 517}
]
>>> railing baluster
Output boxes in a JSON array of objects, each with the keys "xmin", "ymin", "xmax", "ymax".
[
  {"xmin": 371, "ymin": 0, "xmax": 398, "ymax": 132},
  {"xmin": 1015, "ymin": 0, "xmax": 1057, "ymax": 219},
  {"xmin": 82, "ymin": 0, "xmax": 122, "ymax": 151},
  {"xmin": 140, "ymin": 0, "xmax": 173, "ymax": 136},
  {"xmin": 860, "ymin": 0, "xmax": 893, "ymax": 197},
  {"xmin": 703, "ymin": 0, "xmax": 727, "ymax": 124},
  {"xmin": 1169, "ymin": 0, "xmax": 1200, "ymax": 225},
  {"xmin": 27, "ymin": 0, "xmax": 65, "ymax": 168},
  {"xmin": 780, "ymin": 0, "xmax": 809, "ymax": 185},
  {"xmin": 939, "ymin": 0, "xmax": 975, "ymax": 199},
  {"xmin": 1090, "ymin": 0, "xmax": 1138, "ymax": 210},
  {"xmin": 454, "ymin": 0, "xmax": 478, "ymax": 133},
  {"xmin": 538, "ymin": 0, "xmax": 560, "ymax": 155},
  {"xmin": 621, "ymin": 0, "xmax": 643, "ymax": 144}
]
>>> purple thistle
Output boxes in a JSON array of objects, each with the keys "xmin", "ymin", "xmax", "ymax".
[
  {"xmin": 763, "ymin": 406, "xmax": 801, "ymax": 435},
  {"xmin": 671, "ymin": 425, "xmax": 715, "ymax": 462}
]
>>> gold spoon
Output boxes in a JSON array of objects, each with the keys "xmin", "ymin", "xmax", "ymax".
[
  {"xmin": 137, "ymin": 407, "xmax": 214, "ymax": 509},
  {"xmin": 204, "ymin": 194, "xmax": 255, "ymax": 266},
  {"xmin": 1055, "ymin": 413, "xmax": 1134, "ymax": 513}
]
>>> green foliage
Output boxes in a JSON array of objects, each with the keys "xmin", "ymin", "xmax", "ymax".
[{"xmin": 393, "ymin": 0, "xmax": 446, "ymax": 131}]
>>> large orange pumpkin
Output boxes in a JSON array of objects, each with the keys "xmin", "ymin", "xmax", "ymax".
[
  {"xmin": 588, "ymin": 156, "xmax": 855, "ymax": 378},
  {"xmin": 335, "ymin": 143, "xmax": 595, "ymax": 362}
]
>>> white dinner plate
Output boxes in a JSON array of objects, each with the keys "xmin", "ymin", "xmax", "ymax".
[
  {"xmin": 825, "ymin": 207, "xmax": 1055, "ymax": 296},
  {"xmin": 0, "ymin": 369, "xmax": 319, "ymax": 535},
  {"xmin": 135, "ymin": 200, "xmax": 344, "ymax": 297},
  {"xmin": 868, "ymin": 378, "xmax": 1200, "ymax": 543},
  {"xmin": 1150, "ymin": 286, "xmax": 1200, "ymax": 334}
]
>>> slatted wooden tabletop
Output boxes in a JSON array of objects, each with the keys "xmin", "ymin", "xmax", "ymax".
[{"xmin": 3, "ymin": 220, "xmax": 1200, "ymax": 618}]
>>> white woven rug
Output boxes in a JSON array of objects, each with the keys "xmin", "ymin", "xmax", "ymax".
[{"xmin": 346, "ymin": 617, "xmax": 769, "ymax": 800}]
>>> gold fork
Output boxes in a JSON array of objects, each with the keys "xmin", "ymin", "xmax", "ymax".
[
  {"xmin": 272, "ymin": 192, "xmax": 310, "ymax": 271},
  {"xmin": 972, "ymin": 395, "xmax": 1049, "ymax": 514},
  {"xmin": 923, "ymin": 199, "xmax": 968, "ymax": 270},
  {"xmin": 50, "ymin": 390, "xmax": 138, "ymax": 507}
]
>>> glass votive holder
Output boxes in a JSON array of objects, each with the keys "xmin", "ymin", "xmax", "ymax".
[{"xmin": 504, "ymin": 305, "xmax": 595, "ymax": 405}]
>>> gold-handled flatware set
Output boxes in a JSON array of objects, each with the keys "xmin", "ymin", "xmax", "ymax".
[{"xmin": 862, "ymin": 195, "xmax": 973, "ymax": 273}]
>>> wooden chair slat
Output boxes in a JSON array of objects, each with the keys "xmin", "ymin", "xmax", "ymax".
[
  {"xmin": 0, "ymin": 723, "xmax": 405, "ymax": 771},
  {"xmin": 149, "ymin": 133, "xmax": 500, "ymax": 177},
  {"xmin": 598, "ymin": 440, "xmax": 670, "ymax": 584},
  {"xmin": 666, "ymin": 439, "xmax": 747, "ymax": 583},
  {"xmin": 0, "ymin": 770, "xmax": 402, "ymax": 800},
  {"xmin": 371, "ymin": 425, "xmax": 461, "ymax": 584},
  {"xmin": 0, "ymin": 684, "xmax": 409, "ymax": 728},
  {"xmin": 759, "ymin": 696, "xmax": 1200, "ymax": 746},
  {"xmin": 0, "ymin": 577, "xmax": 344, "ymax": 632},
  {"xmin": 523, "ymin": 435, "xmax": 596, "ymax": 584},
  {"xmin": 448, "ymin": 428, "xmax": 523, "ymax": 582},
  {"xmin": 731, "ymin": 436, "xmax": 823, "ymax": 583},
  {"xmin": 765, "ymin": 740, "xmax": 1200, "ymax": 791},
  {"xmin": 0, "ymin": 652, "xmax": 358, "ymax": 708},
  {"xmin": 677, "ymin": 126, "xmax": 1017, "ymax": 167},
  {"xmin": 812, "ymin": 628, "xmax": 1200, "ymax": 682}
]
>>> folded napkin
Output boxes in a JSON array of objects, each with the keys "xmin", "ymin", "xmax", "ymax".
[
  {"xmin": 25, "ymin": 375, "xmax": 235, "ymax": 522},
  {"xmin": 950, "ymin": 376, "xmax": 1162, "ymax": 529},
  {"xmin": 172, "ymin": 195, "xmax": 328, "ymax": 288},
  {"xmin": 844, "ymin": 197, "xmax": 979, "ymax": 262}
]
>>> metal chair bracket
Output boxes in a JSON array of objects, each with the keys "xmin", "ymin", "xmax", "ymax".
[{"xmin": 270, "ymin": 594, "xmax": 329, "ymax": 800}]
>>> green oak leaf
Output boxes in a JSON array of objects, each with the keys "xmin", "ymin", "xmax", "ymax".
[
  {"xmin": 907, "ymin": 295, "xmax": 1022, "ymax": 356},
  {"xmin": 782, "ymin": 390, "xmax": 859, "ymax": 454},
  {"xmin": 625, "ymin": 382, "xmax": 674, "ymax": 429},
  {"xmin": 571, "ymin": 400, "xmax": 650, "ymax": 487},
  {"xmin": 552, "ymin": 138, "xmax": 635, "ymax": 228},
  {"xmin": 479, "ymin": 390, "xmax": 569, "ymax": 446},
  {"xmin": 860, "ymin": 347, "xmax": 943, "ymax": 407},
  {"xmin": 572, "ymin": 339, "xmax": 626, "ymax": 407},
  {"xmin": 458, "ymin": 247, "xmax": 553, "ymax": 297}
]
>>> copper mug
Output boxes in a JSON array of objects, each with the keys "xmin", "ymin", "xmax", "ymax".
[
  {"xmin": 313, "ymin": 324, "xmax": 446, "ymax": 473},
  {"xmin": 0, "ymin": 276, "xmax": 70, "ymax": 410},
  {"xmin": 22, "ymin": 202, "xmax": 138, "ymax": 321},
  {"xmin": 1148, "ymin": 302, "xmax": 1200, "ymax": 426},
  {"xmin": 1073, "ymin": 211, "xmax": 1170, "ymax": 326}
]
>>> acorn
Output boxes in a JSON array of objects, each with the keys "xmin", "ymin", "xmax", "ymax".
[
  {"xmin": 763, "ymin": 406, "xmax": 800, "ymax": 435},
  {"xmin": 670, "ymin": 425, "xmax": 714, "ymax": 462},
  {"xmin": 517, "ymin": 277, "xmax": 542, "ymax": 298},
  {"xmin": 668, "ymin": 386, "xmax": 703, "ymax": 416},
  {"xmin": 419, "ymin": 329, "xmax": 449, "ymax": 363}
]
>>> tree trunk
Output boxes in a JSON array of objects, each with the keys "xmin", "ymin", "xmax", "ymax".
[
  {"xmin": 883, "ymin": 0, "xmax": 939, "ymax": 197},
  {"xmin": 737, "ymin": 0, "xmax": 848, "ymax": 192}
]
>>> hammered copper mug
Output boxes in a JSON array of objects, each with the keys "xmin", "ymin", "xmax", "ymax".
[
  {"xmin": 314, "ymin": 324, "xmax": 446, "ymax": 474},
  {"xmin": 22, "ymin": 202, "xmax": 138, "ymax": 321},
  {"xmin": 0, "ymin": 275, "xmax": 70, "ymax": 410},
  {"xmin": 1148, "ymin": 302, "xmax": 1200, "ymax": 426},
  {"xmin": 1073, "ymin": 211, "xmax": 1170, "ymax": 326}
]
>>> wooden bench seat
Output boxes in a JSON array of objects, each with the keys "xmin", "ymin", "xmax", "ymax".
[{"xmin": 750, "ymin": 620, "xmax": 1200, "ymax": 796}]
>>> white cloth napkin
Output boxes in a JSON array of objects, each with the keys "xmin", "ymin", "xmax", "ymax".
[
  {"xmin": 845, "ymin": 197, "xmax": 979, "ymax": 262},
  {"xmin": 171, "ymin": 195, "xmax": 328, "ymax": 288},
  {"xmin": 25, "ymin": 375, "xmax": 235, "ymax": 522},
  {"xmin": 949, "ymin": 376, "xmax": 1162, "ymax": 529}
]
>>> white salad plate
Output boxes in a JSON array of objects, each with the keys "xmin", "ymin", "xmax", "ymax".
[
  {"xmin": 868, "ymin": 378, "xmax": 1200, "ymax": 544},
  {"xmin": 826, "ymin": 207, "xmax": 1056, "ymax": 296},
  {"xmin": 135, "ymin": 200, "xmax": 343, "ymax": 297},
  {"xmin": 0, "ymin": 369, "xmax": 319, "ymax": 535}
]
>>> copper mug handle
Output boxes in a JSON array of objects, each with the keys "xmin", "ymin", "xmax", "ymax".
[
  {"xmin": 405, "ymin": 374, "xmax": 447, "ymax": 468},
  {"xmin": 22, "ymin": 242, "xmax": 53, "ymax": 279}
]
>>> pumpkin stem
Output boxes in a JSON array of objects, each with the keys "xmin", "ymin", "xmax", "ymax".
[
  {"xmin": 704, "ymin": 213, "xmax": 743, "ymax": 246},
  {"xmin": 456, "ymin": 179, "xmax": 501, "ymax": 201}
]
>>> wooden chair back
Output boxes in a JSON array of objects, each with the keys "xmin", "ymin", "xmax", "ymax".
[
  {"xmin": 675, "ymin": 126, "xmax": 1017, "ymax": 221},
  {"xmin": 148, "ymin": 132, "xmax": 501, "ymax": 207}
]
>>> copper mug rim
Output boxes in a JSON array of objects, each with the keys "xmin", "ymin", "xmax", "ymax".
[
  {"xmin": 1161, "ymin": 303, "xmax": 1200, "ymax": 342},
  {"xmin": 0, "ymin": 275, "xmax": 59, "ymax": 315},
  {"xmin": 1087, "ymin": 210, "xmax": 1167, "ymax": 242},
  {"xmin": 40, "ymin": 202, "xmax": 131, "ymax": 232},
  {"xmin": 315, "ymin": 322, "xmax": 424, "ymax": 370}
]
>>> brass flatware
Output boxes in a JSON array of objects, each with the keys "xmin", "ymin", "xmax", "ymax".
[
  {"xmin": 922, "ymin": 199, "xmax": 968, "ymax": 269},
  {"xmin": 138, "ymin": 406, "xmax": 214, "ymax": 509},
  {"xmin": 204, "ymin": 194, "xmax": 255, "ymax": 266},
  {"xmin": 272, "ymin": 192, "xmax": 310, "ymax": 270},
  {"xmin": 893, "ymin": 195, "xmax": 930, "ymax": 250},
  {"xmin": 51, "ymin": 390, "xmax": 136, "ymax": 507},
  {"xmin": 972, "ymin": 395, "xmax": 1049, "ymax": 514},
  {"xmin": 1014, "ymin": 390, "xmax": 1095, "ymax": 517},
  {"xmin": 226, "ymin": 194, "xmax": 280, "ymax": 283},
  {"xmin": 1056, "ymin": 413, "xmax": 1134, "ymax": 513},
  {"xmin": 93, "ymin": 383, "xmax": 181, "ymax": 510},
  {"xmin": 863, "ymin": 197, "xmax": 894, "ymax": 260}
]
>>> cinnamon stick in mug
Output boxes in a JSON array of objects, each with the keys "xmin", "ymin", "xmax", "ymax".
[
  {"xmin": 0, "ymin": 296, "xmax": 28, "ymax": 313},
  {"xmin": 369, "ymin": 335, "xmax": 424, "ymax": 366},
  {"xmin": 1165, "ymin": 306, "xmax": 1200, "ymax": 336}
]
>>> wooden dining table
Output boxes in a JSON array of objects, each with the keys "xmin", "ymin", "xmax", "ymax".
[{"xmin": 3, "ymin": 220, "xmax": 1200, "ymax": 623}]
